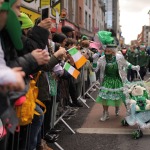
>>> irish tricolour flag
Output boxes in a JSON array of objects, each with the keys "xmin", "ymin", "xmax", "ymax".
[
  {"xmin": 67, "ymin": 47, "xmax": 87, "ymax": 69},
  {"xmin": 63, "ymin": 62, "xmax": 80, "ymax": 79}
]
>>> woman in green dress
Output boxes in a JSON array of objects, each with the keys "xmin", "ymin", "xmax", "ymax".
[{"xmin": 95, "ymin": 45, "xmax": 140, "ymax": 121}]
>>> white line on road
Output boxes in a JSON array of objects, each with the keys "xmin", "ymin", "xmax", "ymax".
[{"xmin": 76, "ymin": 128, "xmax": 150, "ymax": 135}]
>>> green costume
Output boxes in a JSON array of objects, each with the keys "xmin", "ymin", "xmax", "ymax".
[
  {"xmin": 137, "ymin": 51, "xmax": 149, "ymax": 67},
  {"xmin": 126, "ymin": 49, "xmax": 137, "ymax": 65},
  {"xmin": 96, "ymin": 56, "xmax": 124, "ymax": 107}
]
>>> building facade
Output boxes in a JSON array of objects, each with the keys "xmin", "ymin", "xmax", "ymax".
[
  {"xmin": 104, "ymin": 0, "xmax": 120, "ymax": 36},
  {"xmin": 148, "ymin": 32, "xmax": 150, "ymax": 46},
  {"xmin": 136, "ymin": 26, "xmax": 150, "ymax": 46},
  {"xmin": 93, "ymin": 0, "xmax": 105, "ymax": 34},
  {"xmin": 143, "ymin": 25, "xmax": 150, "ymax": 45},
  {"xmin": 61, "ymin": 0, "xmax": 106, "ymax": 39},
  {"xmin": 21, "ymin": 0, "xmax": 119, "ymax": 39}
]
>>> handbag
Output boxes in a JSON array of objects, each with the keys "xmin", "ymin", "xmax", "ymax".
[{"xmin": 15, "ymin": 71, "xmax": 46, "ymax": 126}]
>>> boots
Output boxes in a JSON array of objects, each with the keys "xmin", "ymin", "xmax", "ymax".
[{"xmin": 100, "ymin": 111, "xmax": 109, "ymax": 121}]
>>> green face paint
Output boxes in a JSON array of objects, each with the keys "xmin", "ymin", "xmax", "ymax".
[{"xmin": 105, "ymin": 53, "xmax": 113, "ymax": 60}]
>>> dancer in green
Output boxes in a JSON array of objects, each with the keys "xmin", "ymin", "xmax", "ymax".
[{"xmin": 95, "ymin": 45, "xmax": 140, "ymax": 121}]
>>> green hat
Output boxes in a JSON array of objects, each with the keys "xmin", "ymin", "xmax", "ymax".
[
  {"xmin": 0, "ymin": 0, "xmax": 23, "ymax": 50},
  {"xmin": 18, "ymin": 13, "xmax": 33, "ymax": 29},
  {"xmin": 97, "ymin": 31, "xmax": 114, "ymax": 45},
  {"xmin": 81, "ymin": 35, "xmax": 88, "ymax": 40}
]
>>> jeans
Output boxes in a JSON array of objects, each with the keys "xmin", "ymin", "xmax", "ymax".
[{"xmin": 28, "ymin": 105, "xmax": 44, "ymax": 150}]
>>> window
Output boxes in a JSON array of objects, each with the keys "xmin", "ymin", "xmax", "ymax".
[
  {"xmin": 93, "ymin": 18, "xmax": 94, "ymax": 31},
  {"xmin": 85, "ymin": 0, "xmax": 88, "ymax": 5},
  {"xmin": 72, "ymin": 0, "xmax": 76, "ymax": 22},
  {"xmin": 79, "ymin": 7, "xmax": 82, "ymax": 24},
  {"xmin": 89, "ymin": 14, "xmax": 91, "ymax": 31},
  {"xmin": 89, "ymin": 0, "xmax": 91, "ymax": 9},
  {"xmin": 64, "ymin": 0, "xmax": 68, "ymax": 10},
  {"xmin": 85, "ymin": 11, "xmax": 87, "ymax": 29}
]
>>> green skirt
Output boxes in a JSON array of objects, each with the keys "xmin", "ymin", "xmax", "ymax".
[{"xmin": 96, "ymin": 75, "xmax": 125, "ymax": 107}]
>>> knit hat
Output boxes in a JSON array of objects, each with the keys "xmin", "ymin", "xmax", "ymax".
[
  {"xmin": 52, "ymin": 33, "xmax": 67, "ymax": 44},
  {"xmin": 81, "ymin": 35, "xmax": 88, "ymax": 40},
  {"xmin": 0, "ymin": 0, "xmax": 23, "ymax": 50},
  {"xmin": 18, "ymin": 13, "xmax": 33, "ymax": 29},
  {"xmin": 61, "ymin": 26, "xmax": 74, "ymax": 34}
]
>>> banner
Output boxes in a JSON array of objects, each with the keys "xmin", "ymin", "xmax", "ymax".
[
  {"xmin": 20, "ymin": 7, "xmax": 41, "ymax": 23},
  {"xmin": 40, "ymin": 0, "xmax": 50, "ymax": 7},
  {"xmin": 22, "ymin": 0, "xmax": 40, "ymax": 10}
]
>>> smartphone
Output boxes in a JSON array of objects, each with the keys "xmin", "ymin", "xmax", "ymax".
[{"xmin": 41, "ymin": 7, "xmax": 49, "ymax": 20}]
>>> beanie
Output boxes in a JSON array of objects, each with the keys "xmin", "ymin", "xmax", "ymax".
[
  {"xmin": 52, "ymin": 33, "xmax": 67, "ymax": 44},
  {"xmin": 18, "ymin": 13, "xmax": 33, "ymax": 29},
  {"xmin": 61, "ymin": 26, "xmax": 74, "ymax": 34},
  {"xmin": 81, "ymin": 35, "xmax": 88, "ymax": 40}
]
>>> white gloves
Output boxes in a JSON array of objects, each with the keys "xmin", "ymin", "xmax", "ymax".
[{"xmin": 132, "ymin": 65, "xmax": 140, "ymax": 72}]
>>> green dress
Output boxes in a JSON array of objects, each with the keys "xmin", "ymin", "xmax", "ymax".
[{"xmin": 96, "ymin": 57, "xmax": 125, "ymax": 107}]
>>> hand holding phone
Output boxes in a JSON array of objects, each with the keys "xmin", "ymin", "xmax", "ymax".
[{"xmin": 38, "ymin": 18, "xmax": 52, "ymax": 30}]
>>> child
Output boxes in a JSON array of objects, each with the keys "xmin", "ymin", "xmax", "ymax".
[{"xmin": 95, "ymin": 45, "xmax": 140, "ymax": 121}]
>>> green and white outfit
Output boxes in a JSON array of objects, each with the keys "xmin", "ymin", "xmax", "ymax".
[{"xmin": 95, "ymin": 53, "xmax": 136, "ymax": 107}]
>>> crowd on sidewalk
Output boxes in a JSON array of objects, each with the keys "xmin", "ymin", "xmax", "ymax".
[
  {"xmin": 1, "ymin": 0, "xmax": 150, "ymax": 150},
  {"xmin": 0, "ymin": 0, "xmax": 100, "ymax": 149}
]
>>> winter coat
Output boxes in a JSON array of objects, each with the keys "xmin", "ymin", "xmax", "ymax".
[
  {"xmin": 1, "ymin": 25, "xmax": 50, "ymax": 102},
  {"xmin": 126, "ymin": 50, "xmax": 138, "ymax": 66},
  {"xmin": 137, "ymin": 51, "xmax": 149, "ymax": 67}
]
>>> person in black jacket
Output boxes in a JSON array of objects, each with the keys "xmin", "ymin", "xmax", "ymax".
[
  {"xmin": 18, "ymin": 13, "xmax": 67, "ymax": 149},
  {"xmin": 0, "ymin": 1, "xmax": 51, "ymax": 150},
  {"xmin": 0, "ymin": 0, "xmax": 26, "ymax": 149}
]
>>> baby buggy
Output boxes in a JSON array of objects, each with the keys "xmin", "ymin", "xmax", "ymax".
[{"xmin": 122, "ymin": 78, "xmax": 150, "ymax": 139}]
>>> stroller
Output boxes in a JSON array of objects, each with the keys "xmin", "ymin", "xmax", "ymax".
[{"xmin": 122, "ymin": 74, "xmax": 150, "ymax": 139}]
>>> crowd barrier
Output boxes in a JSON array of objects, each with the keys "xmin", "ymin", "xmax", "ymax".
[{"xmin": 0, "ymin": 68, "xmax": 100, "ymax": 150}]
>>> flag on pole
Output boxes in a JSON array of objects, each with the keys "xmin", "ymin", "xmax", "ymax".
[
  {"xmin": 67, "ymin": 47, "xmax": 87, "ymax": 69},
  {"xmin": 63, "ymin": 62, "xmax": 80, "ymax": 79}
]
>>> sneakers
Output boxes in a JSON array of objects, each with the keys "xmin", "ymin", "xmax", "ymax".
[
  {"xmin": 115, "ymin": 107, "xmax": 120, "ymax": 116},
  {"xmin": 100, "ymin": 111, "xmax": 110, "ymax": 121}
]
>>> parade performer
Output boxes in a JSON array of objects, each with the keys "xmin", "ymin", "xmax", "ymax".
[{"xmin": 95, "ymin": 31, "xmax": 140, "ymax": 121}]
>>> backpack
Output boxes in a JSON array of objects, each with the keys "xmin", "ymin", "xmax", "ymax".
[{"xmin": 15, "ymin": 71, "xmax": 46, "ymax": 126}]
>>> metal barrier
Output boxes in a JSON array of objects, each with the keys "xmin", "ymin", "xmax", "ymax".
[{"xmin": 0, "ymin": 67, "xmax": 100, "ymax": 150}]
